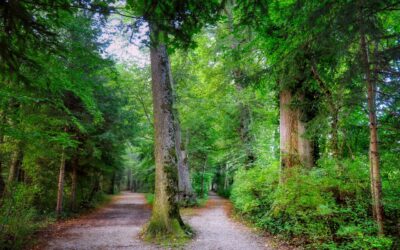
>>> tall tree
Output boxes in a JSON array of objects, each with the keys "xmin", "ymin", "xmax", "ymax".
[
  {"xmin": 127, "ymin": 0, "xmax": 222, "ymax": 238},
  {"xmin": 360, "ymin": 18, "xmax": 384, "ymax": 237},
  {"xmin": 147, "ymin": 24, "xmax": 184, "ymax": 234}
]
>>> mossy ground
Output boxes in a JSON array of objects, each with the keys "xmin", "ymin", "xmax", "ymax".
[{"xmin": 142, "ymin": 219, "xmax": 194, "ymax": 248}]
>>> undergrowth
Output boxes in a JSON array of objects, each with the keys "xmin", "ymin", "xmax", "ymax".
[
  {"xmin": 0, "ymin": 184, "xmax": 111, "ymax": 249},
  {"xmin": 231, "ymin": 156, "xmax": 398, "ymax": 249}
]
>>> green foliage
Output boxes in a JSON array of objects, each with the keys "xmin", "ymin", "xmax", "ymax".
[
  {"xmin": 231, "ymin": 157, "xmax": 396, "ymax": 249},
  {"xmin": 145, "ymin": 193, "xmax": 155, "ymax": 205},
  {"xmin": 0, "ymin": 7, "xmax": 136, "ymax": 248},
  {"xmin": 0, "ymin": 0, "xmax": 399, "ymax": 249},
  {"xmin": 0, "ymin": 184, "xmax": 42, "ymax": 249},
  {"xmin": 126, "ymin": 0, "xmax": 223, "ymax": 49},
  {"xmin": 231, "ymin": 162, "xmax": 279, "ymax": 216}
]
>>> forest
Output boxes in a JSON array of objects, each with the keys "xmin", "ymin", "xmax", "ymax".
[{"xmin": 0, "ymin": 0, "xmax": 399, "ymax": 249}]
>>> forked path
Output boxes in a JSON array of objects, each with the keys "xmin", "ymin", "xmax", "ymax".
[{"xmin": 37, "ymin": 192, "xmax": 273, "ymax": 249}]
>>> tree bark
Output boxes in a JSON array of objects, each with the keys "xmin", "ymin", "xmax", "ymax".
[
  {"xmin": 70, "ymin": 156, "xmax": 78, "ymax": 212},
  {"xmin": 56, "ymin": 148, "xmax": 66, "ymax": 217},
  {"xmin": 145, "ymin": 24, "xmax": 185, "ymax": 237},
  {"xmin": 174, "ymin": 116, "xmax": 195, "ymax": 205},
  {"xmin": 297, "ymin": 110, "xmax": 314, "ymax": 167},
  {"xmin": 360, "ymin": 33, "xmax": 384, "ymax": 235},
  {"xmin": 280, "ymin": 90, "xmax": 314, "ymax": 173}
]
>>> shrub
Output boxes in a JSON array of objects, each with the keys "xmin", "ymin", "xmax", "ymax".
[
  {"xmin": 231, "ymin": 157, "xmax": 395, "ymax": 249},
  {"xmin": 0, "ymin": 184, "xmax": 41, "ymax": 249}
]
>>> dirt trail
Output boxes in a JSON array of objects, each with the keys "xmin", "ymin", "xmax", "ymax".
[
  {"xmin": 37, "ymin": 192, "xmax": 157, "ymax": 250},
  {"xmin": 184, "ymin": 193, "xmax": 270, "ymax": 250},
  {"xmin": 37, "ymin": 192, "xmax": 274, "ymax": 250}
]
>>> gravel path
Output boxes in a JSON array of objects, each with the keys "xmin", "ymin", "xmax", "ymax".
[
  {"xmin": 36, "ymin": 192, "xmax": 274, "ymax": 250},
  {"xmin": 37, "ymin": 192, "xmax": 158, "ymax": 250},
  {"xmin": 184, "ymin": 193, "xmax": 270, "ymax": 250}
]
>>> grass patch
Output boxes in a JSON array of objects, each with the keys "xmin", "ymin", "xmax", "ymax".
[
  {"xmin": 144, "ymin": 193, "xmax": 154, "ymax": 205},
  {"xmin": 195, "ymin": 197, "xmax": 208, "ymax": 207}
]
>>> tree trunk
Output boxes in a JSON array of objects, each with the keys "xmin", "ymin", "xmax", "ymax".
[
  {"xmin": 330, "ymin": 108, "xmax": 340, "ymax": 158},
  {"xmin": 360, "ymin": 33, "xmax": 384, "ymax": 235},
  {"xmin": 280, "ymin": 90, "xmax": 314, "ymax": 173},
  {"xmin": 132, "ymin": 178, "xmax": 137, "ymax": 192},
  {"xmin": 297, "ymin": 110, "xmax": 314, "ymax": 167},
  {"xmin": 280, "ymin": 90, "xmax": 299, "ymax": 170},
  {"xmin": 89, "ymin": 174, "xmax": 100, "ymax": 202},
  {"xmin": 7, "ymin": 145, "xmax": 22, "ymax": 185},
  {"xmin": 70, "ymin": 156, "xmax": 78, "ymax": 212},
  {"xmin": 145, "ymin": 24, "xmax": 185, "ymax": 238},
  {"xmin": 237, "ymin": 85, "xmax": 255, "ymax": 167},
  {"xmin": 56, "ymin": 148, "xmax": 66, "ymax": 217},
  {"xmin": 201, "ymin": 159, "xmax": 207, "ymax": 197},
  {"xmin": 224, "ymin": 163, "xmax": 229, "ymax": 191},
  {"xmin": 127, "ymin": 168, "xmax": 132, "ymax": 191},
  {"xmin": 109, "ymin": 172, "xmax": 115, "ymax": 194},
  {"xmin": 174, "ymin": 117, "xmax": 195, "ymax": 205}
]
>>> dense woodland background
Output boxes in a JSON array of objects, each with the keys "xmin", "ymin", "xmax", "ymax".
[{"xmin": 0, "ymin": 0, "xmax": 399, "ymax": 249}]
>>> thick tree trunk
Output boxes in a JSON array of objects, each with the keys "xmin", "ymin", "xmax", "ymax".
[
  {"xmin": 297, "ymin": 112, "xmax": 314, "ymax": 167},
  {"xmin": 280, "ymin": 90, "xmax": 298, "ymax": 170},
  {"xmin": 280, "ymin": 90, "xmax": 314, "ymax": 173},
  {"xmin": 360, "ymin": 33, "xmax": 384, "ymax": 235},
  {"xmin": 56, "ymin": 149, "xmax": 66, "ymax": 216},
  {"xmin": 145, "ymin": 25, "xmax": 185, "ymax": 237},
  {"xmin": 70, "ymin": 157, "xmax": 78, "ymax": 211}
]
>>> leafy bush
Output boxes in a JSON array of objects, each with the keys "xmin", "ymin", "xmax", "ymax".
[
  {"xmin": 145, "ymin": 193, "xmax": 155, "ymax": 205},
  {"xmin": 0, "ymin": 184, "xmax": 42, "ymax": 249},
  {"xmin": 231, "ymin": 157, "xmax": 395, "ymax": 249}
]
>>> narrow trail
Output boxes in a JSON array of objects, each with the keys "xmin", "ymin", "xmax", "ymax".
[{"xmin": 36, "ymin": 192, "xmax": 274, "ymax": 250}]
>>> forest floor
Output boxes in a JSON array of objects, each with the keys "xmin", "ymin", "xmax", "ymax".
[{"xmin": 33, "ymin": 192, "xmax": 289, "ymax": 250}]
